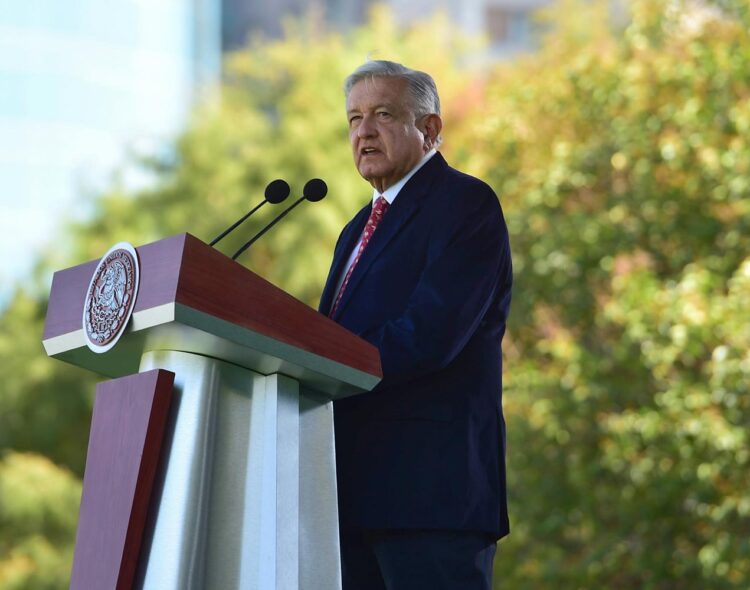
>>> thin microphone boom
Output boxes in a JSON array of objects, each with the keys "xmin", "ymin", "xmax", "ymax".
[
  {"xmin": 232, "ymin": 197, "xmax": 304, "ymax": 260},
  {"xmin": 210, "ymin": 200, "xmax": 265, "ymax": 246},
  {"xmin": 231, "ymin": 178, "xmax": 328, "ymax": 261},
  {"xmin": 209, "ymin": 179, "xmax": 290, "ymax": 247}
]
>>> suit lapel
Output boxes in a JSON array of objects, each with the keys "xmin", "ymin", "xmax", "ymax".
[
  {"xmin": 330, "ymin": 153, "xmax": 447, "ymax": 319},
  {"xmin": 319, "ymin": 205, "xmax": 370, "ymax": 314}
]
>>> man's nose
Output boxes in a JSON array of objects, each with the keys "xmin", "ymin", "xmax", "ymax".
[{"xmin": 357, "ymin": 114, "xmax": 377, "ymax": 137}]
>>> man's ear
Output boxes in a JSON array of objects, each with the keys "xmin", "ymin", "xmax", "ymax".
[{"xmin": 422, "ymin": 114, "xmax": 443, "ymax": 149}]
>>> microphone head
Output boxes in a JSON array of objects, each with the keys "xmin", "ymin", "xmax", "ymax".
[
  {"xmin": 303, "ymin": 178, "xmax": 328, "ymax": 202},
  {"xmin": 265, "ymin": 179, "xmax": 291, "ymax": 204}
]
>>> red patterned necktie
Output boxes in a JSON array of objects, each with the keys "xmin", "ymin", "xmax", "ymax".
[{"xmin": 330, "ymin": 195, "xmax": 390, "ymax": 317}]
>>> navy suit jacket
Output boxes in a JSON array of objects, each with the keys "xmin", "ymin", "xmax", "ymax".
[{"xmin": 319, "ymin": 152, "xmax": 512, "ymax": 539}]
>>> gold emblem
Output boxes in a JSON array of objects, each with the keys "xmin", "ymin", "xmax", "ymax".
[{"xmin": 82, "ymin": 242, "xmax": 140, "ymax": 353}]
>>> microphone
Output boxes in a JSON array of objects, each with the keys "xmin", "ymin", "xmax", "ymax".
[
  {"xmin": 209, "ymin": 179, "xmax": 290, "ymax": 247},
  {"xmin": 231, "ymin": 178, "xmax": 328, "ymax": 260}
]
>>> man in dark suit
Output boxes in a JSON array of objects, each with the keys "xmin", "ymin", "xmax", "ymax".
[{"xmin": 319, "ymin": 60, "xmax": 512, "ymax": 590}]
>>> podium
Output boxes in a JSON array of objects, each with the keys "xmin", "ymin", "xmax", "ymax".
[{"xmin": 42, "ymin": 233, "xmax": 382, "ymax": 590}]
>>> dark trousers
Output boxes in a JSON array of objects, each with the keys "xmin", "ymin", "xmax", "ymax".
[{"xmin": 340, "ymin": 529, "xmax": 497, "ymax": 590}]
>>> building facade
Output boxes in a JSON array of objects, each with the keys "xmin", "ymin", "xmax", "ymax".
[
  {"xmin": 221, "ymin": 0, "xmax": 551, "ymax": 56},
  {"xmin": 0, "ymin": 0, "xmax": 221, "ymax": 296}
]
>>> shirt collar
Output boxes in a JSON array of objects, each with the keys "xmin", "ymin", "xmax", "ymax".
[{"xmin": 372, "ymin": 148, "xmax": 437, "ymax": 205}]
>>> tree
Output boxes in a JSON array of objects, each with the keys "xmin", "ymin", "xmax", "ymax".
[
  {"xmin": 1, "ymin": 1, "xmax": 748, "ymax": 587},
  {"xmin": 0, "ymin": 452, "xmax": 80, "ymax": 590},
  {"xmin": 475, "ymin": 0, "xmax": 750, "ymax": 586}
]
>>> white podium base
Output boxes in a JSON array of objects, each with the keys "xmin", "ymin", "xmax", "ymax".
[{"xmin": 136, "ymin": 350, "xmax": 341, "ymax": 590}]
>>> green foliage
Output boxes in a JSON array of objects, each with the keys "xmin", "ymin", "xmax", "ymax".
[
  {"xmin": 0, "ymin": 290, "xmax": 95, "ymax": 475},
  {"xmin": 475, "ymin": 0, "xmax": 750, "ymax": 586},
  {"xmin": 0, "ymin": 452, "xmax": 81, "ymax": 590},
  {"xmin": 1, "ymin": 1, "xmax": 749, "ymax": 586}
]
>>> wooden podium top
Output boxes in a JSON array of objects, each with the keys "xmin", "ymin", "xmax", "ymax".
[{"xmin": 43, "ymin": 233, "xmax": 381, "ymax": 399}]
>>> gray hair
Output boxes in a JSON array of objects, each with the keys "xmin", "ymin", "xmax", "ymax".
[{"xmin": 344, "ymin": 60, "xmax": 442, "ymax": 123}]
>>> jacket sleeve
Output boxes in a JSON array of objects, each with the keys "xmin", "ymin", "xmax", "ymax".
[{"xmin": 359, "ymin": 185, "xmax": 511, "ymax": 384}]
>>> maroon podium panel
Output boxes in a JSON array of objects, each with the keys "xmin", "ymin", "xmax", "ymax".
[
  {"xmin": 70, "ymin": 369, "xmax": 174, "ymax": 590},
  {"xmin": 43, "ymin": 234, "xmax": 382, "ymax": 396}
]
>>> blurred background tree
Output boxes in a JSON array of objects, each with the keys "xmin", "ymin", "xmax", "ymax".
[
  {"xmin": 1, "ymin": 0, "xmax": 748, "ymax": 587},
  {"xmin": 474, "ymin": 0, "xmax": 750, "ymax": 586}
]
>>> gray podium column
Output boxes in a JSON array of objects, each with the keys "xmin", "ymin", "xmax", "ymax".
[{"xmin": 136, "ymin": 350, "xmax": 341, "ymax": 590}]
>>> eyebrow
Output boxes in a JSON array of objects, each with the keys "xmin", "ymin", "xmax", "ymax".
[{"xmin": 347, "ymin": 102, "xmax": 397, "ymax": 116}]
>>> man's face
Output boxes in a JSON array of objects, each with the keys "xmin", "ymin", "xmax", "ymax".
[{"xmin": 346, "ymin": 77, "xmax": 432, "ymax": 193}]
